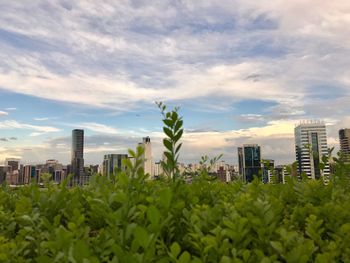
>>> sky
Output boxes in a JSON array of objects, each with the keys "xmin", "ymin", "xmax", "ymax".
[{"xmin": 0, "ymin": 0, "xmax": 350, "ymax": 166}]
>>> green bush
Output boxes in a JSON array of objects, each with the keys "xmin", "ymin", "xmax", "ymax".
[{"xmin": 1, "ymin": 174, "xmax": 350, "ymax": 262}]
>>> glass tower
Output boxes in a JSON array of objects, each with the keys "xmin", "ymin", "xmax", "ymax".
[
  {"xmin": 71, "ymin": 129, "xmax": 84, "ymax": 183},
  {"xmin": 238, "ymin": 144, "xmax": 261, "ymax": 182}
]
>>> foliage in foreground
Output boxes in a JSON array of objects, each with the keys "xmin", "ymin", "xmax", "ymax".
[{"xmin": 0, "ymin": 174, "xmax": 350, "ymax": 262}]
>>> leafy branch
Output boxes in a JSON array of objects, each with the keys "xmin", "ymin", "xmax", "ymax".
[{"xmin": 156, "ymin": 102, "xmax": 183, "ymax": 180}]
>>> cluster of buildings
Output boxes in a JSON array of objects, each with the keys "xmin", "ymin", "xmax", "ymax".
[
  {"xmin": 1, "ymin": 121, "xmax": 350, "ymax": 186},
  {"xmin": 238, "ymin": 121, "xmax": 350, "ymax": 183},
  {"xmin": 0, "ymin": 130, "xmax": 154, "ymax": 186}
]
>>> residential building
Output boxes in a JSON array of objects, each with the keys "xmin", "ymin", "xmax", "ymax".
[
  {"xmin": 217, "ymin": 166, "xmax": 231, "ymax": 182},
  {"xmin": 23, "ymin": 165, "xmax": 41, "ymax": 184},
  {"xmin": 0, "ymin": 165, "xmax": 11, "ymax": 184},
  {"xmin": 5, "ymin": 158, "xmax": 20, "ymax": 171},
  {"xmin": 102, "ymin": 154, "xmax": 128, "ymax": 178},
  {"xmin": 295, "ymin": 121, "xmax": 330, "ymax": 179},
  {"xmin": 339, "ymin": 128, "xmax": 350, "ymax": 160},
  {"xmin": 238, "ymin": 144, "xmax": 261, "ymax": 182},
  {"xmin": 139, "ymin": 137, "xmax": 153, "ymax": 176},
  {"xmin": 262, "ymin": 159, "xmax": 275, "ymax": 184},
  {"xmin": 6, "ymin": 170, "xmax": 19, "ymax": 185},
  {"xmin": 274, "ymin": 165, "xmax": 289, "ymax": 184},
  {"xmin": 37, "ymin": 160, "xmax": 64, "ymax": 183}
]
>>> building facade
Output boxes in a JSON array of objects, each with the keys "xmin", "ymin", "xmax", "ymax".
[
  {"xmin": 103, "ymin": 154, "xmax": 128, "ymax": 178},
  {"xmin": 339, "ymin": 128, "xmax": 350, "ymax": 160},
  {"xmin": 0, "ymin": 165, "xmax": 11, "ymax": 184},
  {"xmin": 139, "ymin": 137, "xmax": 153, "ymax": 177},
  {"xmin": 23, "ymin": 165, "xmax": 41, "ymax": 184},
  {"xmin": 71, "ymin": 129, "xmax": 84, "ymax": 184},
  {"xmin": 238, "ymin": 144, "xmax": 261, "ymax": 182},
  {"xmin": 262, "ymin": 159, "xmax": 275, "ymax": 184},
  {"xmin": 5, "ymin": 158, "xmax": 20, "ymax": 171},
  {"xmin": 295, "ymin": 121, "xmax": 330, "ymax": 179}
]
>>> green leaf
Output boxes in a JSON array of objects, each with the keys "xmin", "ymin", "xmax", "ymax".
[
  {"xmin": 164, "ymin": 152, "xmax": 174, "ymax": 165},
  {"xmin": 178, "ymin": 251, "xmax": 190, "ymax": 263},
  {"xmin": 128, "ymin": 149, "xmax": 136, "ymax": 158},
  {"xmin": 163, "ymin": 119, "xmax": 174, "ymax": 127},
  {"xmin": 270, "ymin": 241, "xmax": 283, "ymax": 254},
  {"xmin": 175, "ymin": 143, "xmax": 182, "ymax": 154},
  {"xmin": 163, "ymin": 138, "xmax": 173, "ymax": 152},
  {"xmin": 174, "ymin": 120, "xmax": 183, "ymax": 133},
  {"xmin": 174, "ymin": 129, "xmax": 183, "ymax": 143},
  {"xmin": 220, "ymin": 256, "xmax": 231, "ymax": 263},
  {"xmin": 163, "ymin": 127, "xmax": 173, "ymax": 139},
  {"xmin": 134, "ymin": 226, "xmax": 149, "ymax": 249},
  {"xmin": 147, "ymin": 205, "xmax": 161, "ymax": 226},
  {"xmin": 73, "ymin": 240, "xmax": 90, "ymax": 261},
  {"xmin": 159, "ymin": 188, "xmax": 172, "ymax": 209},
  {"xmin": 171, "ymin": 111, "xmax": 178, "ymax": 122},
  {"xmin": 170, "ymin": 242, "xmax": 181, "ymax": 258},
  {"xmin": 36, "ymin": 256, "xmax": 52, "ymax": 263}
]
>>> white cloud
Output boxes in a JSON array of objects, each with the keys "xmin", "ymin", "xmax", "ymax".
[
  {"xmin": 0, "ymin": 0, "xmax": 348, "ymax": 115},
  {"xmin": 33, "ymin": 117, "xmax": 58, "ymax": 121},
  {"xmin": 0, "ymin": 120, "xmax": 60, "ymax": 133},
  {"xmin": 75, "ymin": 122, "xmax": 120, "ymax": 135},
  {"xmin": 0, "ymin": 111, "xmax": 8, "ymax": 116},
  {"xmin": 33, "ymin": 117, "xmax": 49, "ymax": 121},
  {"xmin": 29, "ymin": 132, "xmax": 46, "ymax": 137}
]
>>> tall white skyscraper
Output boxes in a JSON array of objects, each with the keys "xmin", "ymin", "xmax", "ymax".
[
  {"xmin": 139, "ymin": 137, "xmax": 153, "ymax": 177},
  {"xmin": 294, "ymin": 121, "xmax": 330, "ymax": 179}
]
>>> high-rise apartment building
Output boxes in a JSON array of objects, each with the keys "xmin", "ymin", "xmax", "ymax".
[
  {"xmin": 238, "ymin": 144, "xmax": 261, "ymax": 182},
  {"xmin": 0, "ymin": 165, "xmax": 11, "ymax": 184},
  {"xmin": 262, "ymin": 159, "xmax": 275, "ymax": 184},
  {"xmin": 274, "ymin": 165, "xmax": 289, "ymax": 184},
  {"xmin": 295, "ymin": 121, "xmax": 330, "ymax": 179},
  {"xmin": 23, "ymin": 165, "xmax": 41, "ymax": 184},
  {"xmin": 139, "ymin": 137, "xmax": 153, "ymax": 176},
  {"xmin": 339, "ymin": 128, "xmax": 350, "ymax": 160},
  {"xmin": 71, "ymin": 129, "xmax": 84, "ymax": 184},
  {"xmin": 5, "ymin": 158, "xmax": 20, "ymax": 171},
  {"xmin": 103, "ymin": 154, "xmax": 128, "ymax": 178}
]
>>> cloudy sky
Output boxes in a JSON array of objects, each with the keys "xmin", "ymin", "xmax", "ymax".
[{"xmin": 0, "ymin": 0, "xmax": 350, "ymax": 165}]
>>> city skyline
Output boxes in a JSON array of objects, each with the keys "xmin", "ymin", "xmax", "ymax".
[{"xmin": 1, "ymin": 1, "xmax": 350, "ymax": 165}]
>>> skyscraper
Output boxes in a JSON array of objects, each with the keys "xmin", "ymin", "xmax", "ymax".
[
  {"xmin": 139, "ymin": 137, "xmax": 153, "ymax": 176},
  {"xmin": 295, "ymin": 121, "xmax": 330, "ymax": 179},
  {"xmin": 238, "ymin": 144, "xmax": 261, "ymax": 182},
  {"xmin": 103, "ymin": 154, "xmax": 128, "ymax": 178},
  {"xmin": 339, "ymin": 128, "xmax": 350, "ymax": 160},
  {"xmin": 71, "ymin": 129, "xmax": 84, "ymax": 184}
]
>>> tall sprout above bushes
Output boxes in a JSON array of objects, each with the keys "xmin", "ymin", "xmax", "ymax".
[{"xmin": 156, "ymin": 101, "xmax": 183, "ymax": 180}]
